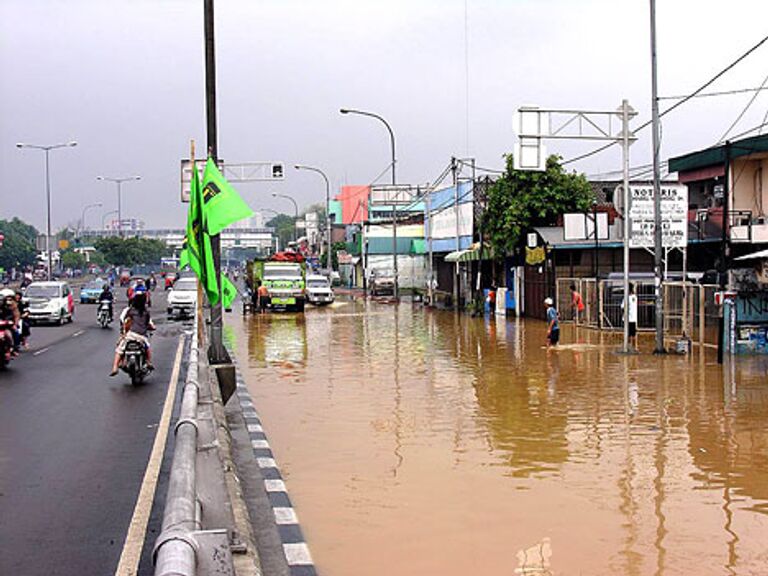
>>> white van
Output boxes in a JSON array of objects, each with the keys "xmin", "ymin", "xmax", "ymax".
[
  {"xmin": 25, "ymin": 281, "xmax": 75, "ymax": 325},
  {"xmin": 305, "ymin": 274, "xmax": 334, "ymax": 306}
]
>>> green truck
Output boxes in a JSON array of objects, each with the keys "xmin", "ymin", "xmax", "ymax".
[{"xmin": 247, "ymin": 256, "xmax": 307, "ymax": 312}]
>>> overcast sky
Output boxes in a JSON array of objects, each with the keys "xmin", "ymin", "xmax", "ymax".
[{"xmin": 1, "ymin": 0, "xmax": 767, "ymax": 232}]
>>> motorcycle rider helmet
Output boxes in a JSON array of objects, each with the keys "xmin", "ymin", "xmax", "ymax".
[
  {"xmin": 0, "ymin": 288, "xmax": 14, "ymax": 298},
  {"xmin": 134, "ymin": 285, "xmax": 147, "ymax": 293}
]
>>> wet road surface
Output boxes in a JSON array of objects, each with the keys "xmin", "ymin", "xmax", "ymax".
[
  {"xmin": 228, "ymin": 298, "xmax": 768, "ymax": 576},
  {"xmin": 0, "ymin": 290, "xmax": 187, "ymax": 576}
]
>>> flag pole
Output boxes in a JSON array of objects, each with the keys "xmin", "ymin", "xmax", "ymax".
[
  {"xmin": 204, "ymin": 0, "xmax": 225, "ymax": 362},
  {"xmin": 191, "ymin": 139, "xmax": 205, "ymax": 347}
]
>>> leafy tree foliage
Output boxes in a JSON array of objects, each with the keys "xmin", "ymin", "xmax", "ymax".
[
  {"xmin": 0, "ymin": 217, "xmax": 39, "ymax": 269},
  {"xmin": 266, "ymin": 213, "xmax": 296, "ymax": 250},
  {"xmin": 483, "ymin": 154, "xmax": 594, "ymax": 255},
  {"xmin": 320, "ymin": 241, "xmax": 346, "ymax": 269},
  {"xmin": 94, "ymin": 237, "xmax": 170, "ymax": 267},
  {"xmin": 60, "ymin": 250, "xmax": 86, "ymax": 270}
]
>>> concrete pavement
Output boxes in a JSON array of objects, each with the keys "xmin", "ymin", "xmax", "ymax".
[{"xmin": 0, "ymin": 289, "xmax": 189, "ymax": 576}]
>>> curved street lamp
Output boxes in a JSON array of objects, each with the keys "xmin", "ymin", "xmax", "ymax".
[
  {"xmin": 271, "ymin": 193, "xmax": 299, "ymax": 243},
  {"xmin": 16, "ymin": 141, "xmax": 78, "ymax": 280},
  {"xmin": 340, "ymin": 107, "xmax": 399, "ymax": 299},
  {"xmin": 101, "ymin": 209, "xmax": 119, "ymax": 231},
  {"xmin": 78, "ymin": 202, "xmax": 103, "ymax": 237},
  {"xmin": 295, "ymin": 164, "xmax": 333, "ymax": 273},
  {"xmin": 96, "ymin": 175, "xmax": 141, "ymax": 237}
]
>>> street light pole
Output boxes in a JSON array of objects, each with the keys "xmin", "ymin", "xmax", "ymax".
[
  {"xmin": 340, "ymin": 107, "xmax": 399, "ymax": 300},
  {"xmin": 79, "ymin": 202, "xmax": 103, "ymax": 236},
  {"xmin": 295, "ymin": 164, "xmax": 333, "ymax": 273},
  {"xmin": 16, "ymin": 141, "xmax": 78, "ymax": 280},
  {"xmin": 272, "ymin": 193, "xmax": 299, "ymax": 244},
  {"xmin": 102, "ymin": 209, "xmax": 119, "ymax": 230},
  {"xmin": 96, "ymin": 176, "xmax": 141, "ymax": 237}
]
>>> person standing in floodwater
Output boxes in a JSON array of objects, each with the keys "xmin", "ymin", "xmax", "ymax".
[
  {"xmin": 544, "ymin": 297, "xmax": 559, "ymax": 347},
  {"xmin": 622, "ymin": 283, "xmax": 639, "ymax": 351},
  {"xmin": 570, "ymin": 283, "xmax": 585, "ymax": 323}
]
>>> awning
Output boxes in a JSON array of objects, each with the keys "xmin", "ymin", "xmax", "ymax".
[
  {"xmin": 735, "ymin": 249, "xmax": 768, "ymax": 261},
  {"xmin": 444, "ymin": 243, "xmax": 493, "ymax": 262}
]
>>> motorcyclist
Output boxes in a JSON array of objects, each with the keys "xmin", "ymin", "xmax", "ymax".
[
  {"xmin": 98, "ymin": 283, "xmax": 114, "ymax": 321},
  {"xmin": 0, "ymin": 290, "xmax": 20, "ymax": 358},
  {"xmin": 110, "ymin": 287, "xmax": 154, "ymax": 376},
  {"xmin": 14, "ymin": 290, "xmax": 30, "ymax": 348}
]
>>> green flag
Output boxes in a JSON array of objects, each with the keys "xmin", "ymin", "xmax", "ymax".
[
  {"xmin": 184, "ymin": 164, "xmax": 220, "ymax": 305},
  {"xmin": 220, "ymin": 274, "xmax": 237, "ymax": 309},
  {"xmin": 178, "ymin": 234, "xmax": 189, "ymax": 270},
  {"xmin": 201, "ymin": 158, "xmax": 254, "ymax": 236}
]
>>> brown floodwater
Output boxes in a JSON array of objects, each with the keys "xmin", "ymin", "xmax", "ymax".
[{"xmin": 226, "ymin": 298, "xmax": 768, "ymax": 576}]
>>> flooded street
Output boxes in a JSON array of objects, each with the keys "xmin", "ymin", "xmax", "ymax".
[{"xmin": 227, "ymin": 299, "xmax": 768, "ymax": 576}]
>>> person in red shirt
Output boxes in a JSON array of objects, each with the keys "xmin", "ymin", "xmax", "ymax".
[{"xmin": 570, "ymin": 284, "xmax": 585, "ymax": 323}]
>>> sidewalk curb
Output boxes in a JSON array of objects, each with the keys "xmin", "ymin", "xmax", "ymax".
[{"xmin": 229, "ymin": 357, "xmax": 318, "ymax": 576}]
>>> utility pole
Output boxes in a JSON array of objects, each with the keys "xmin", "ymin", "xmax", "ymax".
[
  {"xmin": 650, "ymin": 0, "xmax": 665, "ymax": 353},
  {"xmin": 426, "ymin": 186, "xmax": 434, "ymax": 304},
  {"xmin": 452, "ymin": 157, "xmax": 460, "ymax": 309},
  {"xmin": 204, "ymin": 0, "xmax": 224, "ymax": 362}
]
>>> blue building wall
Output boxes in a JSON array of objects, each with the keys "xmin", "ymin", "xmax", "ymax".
[{"xmin": 424, "ymin": 181, "xmax": 474, "ymax": 254}]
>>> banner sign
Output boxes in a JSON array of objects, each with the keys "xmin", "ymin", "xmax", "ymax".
[{"xmin": 629, "ymin": 184, "xmax": 688, "ymax": 248}]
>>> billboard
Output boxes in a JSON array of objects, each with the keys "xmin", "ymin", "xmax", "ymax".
[{"xmin": 628, "ymin": 184, "xmax": 688, "ymax": 249}]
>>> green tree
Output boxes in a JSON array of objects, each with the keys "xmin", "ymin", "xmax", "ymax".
[
  {"xmin": 94, "ymin": 237, "xmax": 170, "ymax": 267},
  {"xmin": 320, "ymin": 241, "xmax": 345, "ymax": 269},
  {"xmin": 0, "ymin": 217, "xmax": 39, "ymax": 270},
  {"xmin": 266, "ymin": 213, "xmax": 296, "ymax": 251},
  {"xmin": 483, "ymin": 154, "xmax": 594, "ymax": 255},
  {"xmin": 60, "ymin": 250, "xmax": 86, "ymax": 270}
]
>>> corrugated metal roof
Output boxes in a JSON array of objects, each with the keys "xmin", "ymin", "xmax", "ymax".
[{"xmin": 668, "ymin": 134, "xmax": 768, "ymax": 174}]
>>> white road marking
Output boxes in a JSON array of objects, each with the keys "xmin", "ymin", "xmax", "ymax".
[
  {"xmin": 264, "ymin": 479, "xmax": 287, "ymax": 493},
  {"xmin": 273, "ymin": 507, "xmax": 299, "ymax": 525},
  {"xmin": 283, "ymin": 543, "xmax": 313, "ymax": 565},
  {"xmin": 32, "ymin": 347, "xmax": 50, "ymax": 356},
  {"xmin": 114, "ymin": 335, "xmax": 185, "ymax": 576},
  {"xmin": 251, "ymin": 439, "xmax": 270, "ymax": 449},
  {"xmin": 71, "ymin": 330, "xmax": 84, "ymax": 338}
]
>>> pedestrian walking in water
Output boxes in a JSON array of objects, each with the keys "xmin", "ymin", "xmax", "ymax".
[
  {"xmin": 622, "ymin": 283, "xmax": 639, "ymax": 351},
  {"xmin": 544, "ymin": 297, "xmax": 560, "ymax": 348},
  {"xmin": 570, "ymin": 283, "xmax": 585, "ymax": 323}
]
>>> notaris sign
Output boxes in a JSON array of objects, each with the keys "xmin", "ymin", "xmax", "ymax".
[{"xmin": 628, "ymin": 184, "xmax": 688, "ymax": 249}]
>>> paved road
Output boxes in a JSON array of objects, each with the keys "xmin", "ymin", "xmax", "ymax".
[{"xmin": 0, "ymin": 288, "xmax": 189, "ymax": 576}]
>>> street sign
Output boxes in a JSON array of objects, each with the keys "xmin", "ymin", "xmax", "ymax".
[
  {"xmin": 564, "ymin": 212, "xmax": 609, "ymax": 241},
  {"xmin": 180, "ymin": 160, "xmax": 285, "ymax": 202},
  {"xmin": 628, "ymin": 184, "xmax": 688, "ymax": 248}
]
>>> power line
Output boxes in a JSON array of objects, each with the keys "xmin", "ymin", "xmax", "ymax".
[
  {"xmin": 659, "ymin": 85, "xmax": 768, "ymax": 100},
  {"xmin": 718, "ymin": 71, "xmax": 768, "ymax": 143},
  {"xmin": 562, "ymin": 33, "xmax": 768, "ymax": 166}
]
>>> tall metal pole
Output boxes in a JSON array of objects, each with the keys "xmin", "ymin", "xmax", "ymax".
[
  {"xmin": 17, "ymin": 141, "xmax": 77, "ymax": 279},
  {"xmin": 650, "ymin": 0, "xmax": 665, "ymax": 353},
  {"xmin": 44, "ymin": 149, "xmax": 53, "ymax": 280},
  {"xmin": 622, "ymin": 100, "xmax": 631, "ymax": 353},
  {"xmin": 116, "ymin": 180, "xmax": 123, "ymax": 237},
  {"xmin": 452, "ymin": 157, "xmax": 459, "ymax": 309},
  {"xmin": 426, "ymin": 186, "xmax": 434, "ymax": 304},
  {"xmin": 204, "ymin": 0, "xmax": 224, "ymax": 362},
  {"xmin": 339, "ymin": 108, "xmax": 398, "ymax": 299}
]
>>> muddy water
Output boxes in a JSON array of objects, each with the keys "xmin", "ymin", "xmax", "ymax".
[{"xmin": 227, "ymin": 300, "xmax": 768, "ymax": 576}]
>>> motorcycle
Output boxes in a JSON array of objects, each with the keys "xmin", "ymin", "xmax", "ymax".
[
  {"xmin": 97, "ymin": 300, "xmax": 113, "ymax": 329},
  {"xmin": 121, "ymin": 337, "xmax": 151, "ymax": 385},
  {"xmin": 0, "ymin": 319, "xmax": 15, "ymax": 369}
]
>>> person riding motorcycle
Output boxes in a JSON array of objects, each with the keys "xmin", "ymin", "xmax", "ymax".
[
  {"xmin": 14, "ymin": 289, "xmax": 30, "ymax": 348},
  {"xmin": 0, "ymin": 290, "xmax": 20, "ymax": 358},
  {"xmin": 110, "ymin": 288, "xmax": 154, "ymax": 376},
  {"xmin": 97, "ymin": 283, "xmax": 114, "ymax": 322}
]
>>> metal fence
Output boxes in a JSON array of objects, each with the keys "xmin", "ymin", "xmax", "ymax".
[{"xmin": 557, "ymin": 278, "xmax": 720, "ymax": 348}]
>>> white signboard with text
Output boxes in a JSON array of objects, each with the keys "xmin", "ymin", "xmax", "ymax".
[
  {"xmin": 629, "ymin": 184, "xmax": 688, "ymax": 248},
  {"xmin": 429, "ymin": 202, "xmax": 473, "ymax": 240}
]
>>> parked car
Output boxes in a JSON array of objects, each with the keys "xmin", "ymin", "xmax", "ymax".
[
  {"xmin": 25, "ymin": 281, "xmax": 75, "ymax": 325},
  {"xmin": 305, "ymin": 274, "xmax": 335, "ymax": 306},
  {"xmin": 167, "ymin": 277, "xmax": 197, "ymax": 319},
  {"xmin": 370, "ymin": 269, "xmax": 396, "ymax": 296},
  {"xmin": 79, "ymin": 279, "xmax": 104, "ymax": 303}
]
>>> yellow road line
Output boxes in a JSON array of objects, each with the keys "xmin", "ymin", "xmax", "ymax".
[{"xmin": 114, "ymin": 335, "xmax": 185, "ymax": 576}]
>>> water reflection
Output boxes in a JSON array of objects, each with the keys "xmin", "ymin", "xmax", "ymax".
[{"xmin": 230, "ymin": 301, "xmax": 768, "ymax": 576}]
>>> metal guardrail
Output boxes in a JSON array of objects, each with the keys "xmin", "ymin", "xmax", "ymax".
[{"xmin": 153, "ymin": 323, "xmax": 201, "ymax": 575}]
